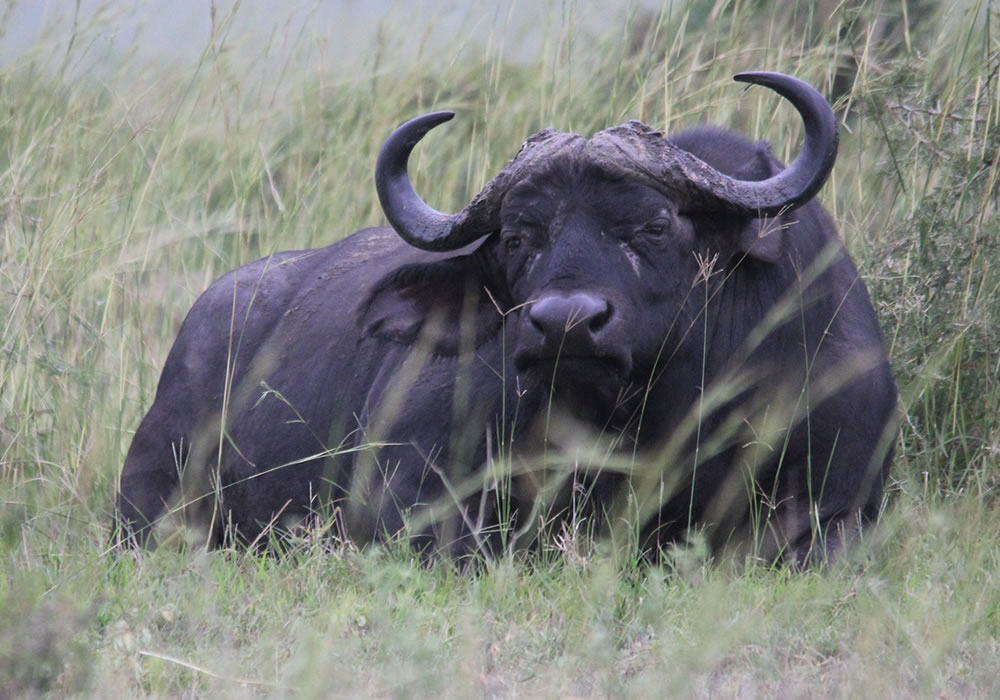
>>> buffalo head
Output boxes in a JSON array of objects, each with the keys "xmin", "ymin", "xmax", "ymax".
[{"xmin": 375, "ymin": 72, "xmax": 839, "ymax": 409}]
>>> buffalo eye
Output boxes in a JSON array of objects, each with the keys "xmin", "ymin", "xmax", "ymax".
[
  {"xmin": 501, "ymin": 217, "xmax": 541, "ymax": 254},
  {"xmin": 502, "ymin": 232, "xmax": 523, "ymax": 255},
  {"xmin": 635, "ymin": 216, "xmax": 672, "ymax": 240}
]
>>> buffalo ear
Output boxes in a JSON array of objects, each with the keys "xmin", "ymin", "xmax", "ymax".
[
  {"xmin": 736, "ymin": 216, "xmax": 785, "ymax": 263},
  {"xmin": 688, "ymin": 210, "xmax": 786, "ymax": 265},
  {"xmin": 358, "ymin": 254, "xmax": 503, "ymax": 355},
  {"xmin": 732, "ymin": 141, "xmax": 790, "ymax": 263}
]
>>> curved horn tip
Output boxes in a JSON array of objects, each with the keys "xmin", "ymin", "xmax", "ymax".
[
  {"xmin": 417, "ymin": 110, "xmax": 456, "ymax": 124},
  {"xmin": 382, "ymin": 112, "xmax": 457, "ymax": 153},
  {"xmin": 733, "ymin": 70, "xmax": 773, "ymax": 84},
  {"xmin": 733, "ymin": 71, "xmax": 805, "ymax": 89},
  {"xmin": 400, "ymin": 110, "xmax": 456, "ymax": 133}
]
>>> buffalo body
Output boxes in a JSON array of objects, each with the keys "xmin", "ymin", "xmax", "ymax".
[{"xmin": 116, "ymin": 73, "xmax": 897, "ymax": 564}]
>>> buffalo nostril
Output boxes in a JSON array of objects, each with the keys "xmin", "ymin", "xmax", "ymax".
[
  {"xmin": 586, "ymin": 303, "xmax": 611, "ymax": 333},
  {"xmin": 528, "ymin": 293, "xmax": 612, "ymax": 342}
]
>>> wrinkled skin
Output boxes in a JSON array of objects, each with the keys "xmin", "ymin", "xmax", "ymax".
[{"xmin": 116, "ymin": 118, "xmax": 897, "ymax": 566}]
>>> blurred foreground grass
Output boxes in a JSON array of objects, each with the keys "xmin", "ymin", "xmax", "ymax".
[{"xmin": 1, "ymin": 0, "xmax": 999, "ymax": 696}]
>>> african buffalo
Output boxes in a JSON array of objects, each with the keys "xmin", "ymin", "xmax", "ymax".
[{"xmin": 114, "ymin": 72, "xmax": 898, "ymax": 565}]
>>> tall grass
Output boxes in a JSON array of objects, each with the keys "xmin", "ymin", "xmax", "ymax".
[{"xmin": 2, "ymin": 0, "xmax": 999, "ymax": 696}]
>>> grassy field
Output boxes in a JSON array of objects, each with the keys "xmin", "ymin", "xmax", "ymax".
[{"xmin": 2, "ymin": 0, "xmax": 999, "ymax": 696}]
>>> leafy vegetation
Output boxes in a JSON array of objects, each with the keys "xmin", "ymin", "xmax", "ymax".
[{"xmin": 1, "ymin": 0, "xmax": 998, "ymax": 696}]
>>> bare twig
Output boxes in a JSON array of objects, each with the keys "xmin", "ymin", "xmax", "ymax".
[
  {"xmin": 888, "ymin": 103, "xmax": 988, "ymax": 124},
  {"xmin": 138, "ymin": 649, "xmax": 298, "ymax": 690}
]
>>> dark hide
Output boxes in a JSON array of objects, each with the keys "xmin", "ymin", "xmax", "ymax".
[{"xmin": 115, "ymin": 128, "xmax": 897, "ymax": 565}]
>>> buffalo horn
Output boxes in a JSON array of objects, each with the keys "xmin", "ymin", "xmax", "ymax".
[
  {"xmin": 588, "ymin": 72, "xmax": 838, "ymax": 217},
  {"xmin": 375, "ymin": 113, "xmax": 583, "ymax": 252},
  {"xmin": 376, "ymin": 72, "xmax": 838, "ymax": 251},
  {"xmin": 374, "ymin": 111, "xmax": 478, "ymax": 252}
]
